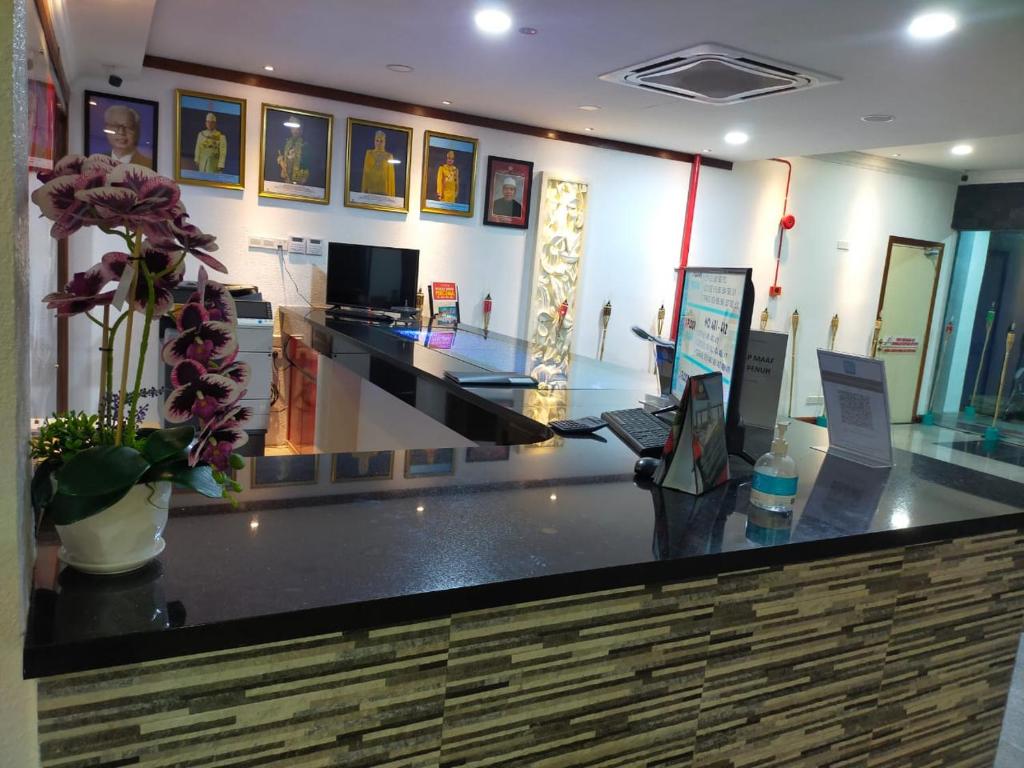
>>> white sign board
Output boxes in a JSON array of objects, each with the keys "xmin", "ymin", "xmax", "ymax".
[
  {"xmin": 739, "ymin": 330, "xmax": 788, "ymax": 429},
  {"xmin": 817, "ymin": 350, "xmax": 893, "ymax": 468}
]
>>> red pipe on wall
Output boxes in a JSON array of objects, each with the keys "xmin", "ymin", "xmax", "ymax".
[{"xmin": 671, "ymin": 155, "xmax": 702, "ymax": 339}]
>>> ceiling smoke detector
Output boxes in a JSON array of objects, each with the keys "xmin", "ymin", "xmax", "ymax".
[{"xmin": 600, "ymin": 43, "xmax": 838, "ymax": 105}]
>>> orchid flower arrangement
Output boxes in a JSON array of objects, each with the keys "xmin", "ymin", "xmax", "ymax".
[{"xmin": 29, "ymin": 154, "xmax": 250, "ymax": 525}]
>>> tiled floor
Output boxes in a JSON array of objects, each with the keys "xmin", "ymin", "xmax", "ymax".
[
  {"xmin": 996, "ymin": 635, "xmax": 1024, "ymax": 768},
  {"xmin": 891, "ymin": 423, "xmax": 1024, "ymax": 484}
]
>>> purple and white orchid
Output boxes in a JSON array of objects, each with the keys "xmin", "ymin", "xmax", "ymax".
[{"xmin": 31, "ymin": 153, "xmax": 250, "ymax": 500}]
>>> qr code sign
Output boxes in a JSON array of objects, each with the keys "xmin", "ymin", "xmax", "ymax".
[{"xmin": 838, "ymin": 389, "xmax": 874, "ymax": 430}]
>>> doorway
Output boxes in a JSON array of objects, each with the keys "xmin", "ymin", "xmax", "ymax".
[{"xmin": 875, "ymin": 236, "xmax": 945, "ymax": 423}]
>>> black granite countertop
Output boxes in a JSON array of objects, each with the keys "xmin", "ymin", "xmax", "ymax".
[{"xmin": 24, "ymin": 312, "xmax": 1024, "ymax": 678}]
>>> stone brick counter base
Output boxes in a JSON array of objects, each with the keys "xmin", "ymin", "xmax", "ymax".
[{"xmin": 37, "ymin": 530, "xmax": 1024, "ymax": 767}]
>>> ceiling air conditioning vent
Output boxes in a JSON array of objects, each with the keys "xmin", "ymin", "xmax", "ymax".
[{"xmin": 600, "ymin": 44, "xmax": 838, "ymax": 105}]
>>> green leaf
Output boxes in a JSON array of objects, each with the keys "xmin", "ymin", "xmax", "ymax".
[
  {"xmin": 140, "ymin": 426, "xmax": 195, "ymax": 465},
  {"xmin": 55, "ymin": 445, "xmax": 150, "ymax": 496},
  {"xmin": 46, "ymin": 486, "xmax": 133, "ymax": 526},
  {"xmin": 170, "ymin": 465, "xmax": 225, "ymax": 498},
  {"xmin": 31, "ymin": 459, "xmax": 59, "ymax": 513}
]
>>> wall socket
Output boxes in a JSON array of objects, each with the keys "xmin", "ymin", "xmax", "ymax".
[
  {"xmin": 248, "ymin": 235, "xmax": 287, "ymax": 251},
  {"xmin": 805, "ymin": 394, "xmax": 824, "ymax": 406}
]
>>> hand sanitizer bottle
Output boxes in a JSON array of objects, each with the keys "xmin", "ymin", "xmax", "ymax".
[{"xmin": 750, "ymin": 422, "xmax": 798, "ymax": 512}]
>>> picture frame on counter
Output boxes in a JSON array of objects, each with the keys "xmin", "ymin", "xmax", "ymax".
[
  {"xmin": 84, "ymin": 91, "xmax": 158, "ymax": 170},
  {"xmin": 174, "ymin": 89, "xmax": 246, "ymax": 190},
  {"xmin": 483, "ymin": 155, "xmax": 533, "ymax": 229},
  {"xmin": 332, "ymin": 451, "xmax": 394, "ymax": 482},
  {"xmin": 421, "ymin": 130, "xmax": 477, "ymax": 217},
  {"xmin": 344, "ymin": 117, "xmax": 412, "ymax": 213},
  {"xmin": 259, "ymin": 104, "xmax": 333, "ymax": 204}
]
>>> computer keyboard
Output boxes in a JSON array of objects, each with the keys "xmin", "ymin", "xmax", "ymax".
[{"xmin": 601, "ymin": 408, "xmax": 671, "ymax": 457}]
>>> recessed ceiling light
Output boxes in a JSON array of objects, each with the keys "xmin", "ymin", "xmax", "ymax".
[
  {"xmin": 263, "ymin": 65, "xmax": 275, "ymax": 72},
  {"xmin": 416, "ymin": 505, "xmax": 425, "ymax": 513},
  {"xmin": 518, "ymin": 26, "xmax": 538, "ymax": 35},
  {"xmin": 951, "ymin": 144, "xmax": 974, "ymax": 156},
  {"xmin": 283, "ymin": 119, "xmax": 301, "ymax": 128},
  {"xmin": 549, "ymin": 493, "xmax": 557, "ymax": 501},
  {"xmin": 891, "ymin": 153, "xmax": 902, "ymax": 157},
  {"xmin": 704, "ymin": 148, "xmax": 714, "ymax": 153},
  {"xmin": 577, "ymin": 105, "xmax": 601, "ymax": 111},
  {"xmin": 584, "ymin": 127, "xmax": 595, "ymax": 132},
  {"xmin": 386, "ymin": 64, "xmax": 414, "ymax": 73},
  {"xmin": 724, "ymin": 130, "xmax": 749, "ymax": 145},
  {"xmin": 908, "ymin": 11, "xmax": 957, "ymax": 39},
  {"xmin": 441, "ymin": 99, "xmax": 452, "ymax": 105},
  {"xmin": 861, "ymin": 113, "xmax": 895, "ymax": 123},
  {"xmin": 475, "ymin": 8, "xmax": 512, "ymax": 34}
]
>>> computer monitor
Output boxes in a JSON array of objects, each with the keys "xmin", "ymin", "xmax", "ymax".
[
  {"xmin": 326, "ymin": 243, "xmax": 419, "ymax": 311},
  {"xmin": 671, "ymin": 267, "xmax": 755, "ymax": 454}
]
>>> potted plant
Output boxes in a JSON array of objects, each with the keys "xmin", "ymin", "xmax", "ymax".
[{"xmin": 30, "ymin": 154, "xmax": 250, "ymax": 573}]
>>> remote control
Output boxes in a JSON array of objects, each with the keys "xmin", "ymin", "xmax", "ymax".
[{"xmin": 549, "ymin": 416, "xmax": 607, "ymax": 435}]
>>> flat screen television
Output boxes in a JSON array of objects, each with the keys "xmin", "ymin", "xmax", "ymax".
[{"xmin": 326, "ymin": 242, "xmax": 419, "ymax": 311}]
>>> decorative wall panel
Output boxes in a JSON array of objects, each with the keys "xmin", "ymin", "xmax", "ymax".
[
  {"xmin": 36, "ymin": 531, "xmax": 1024, "ymax": 768},
  {"xmin": 526, "ymin": 174, "xmax": 589, "ymax": 388}
]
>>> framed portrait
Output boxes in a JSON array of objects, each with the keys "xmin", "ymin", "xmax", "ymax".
[
  {"xmin": 420, "ymin": 130, "xmax": 477, "ymax": 217},
  {"xmin": 84, "ymin": 91, "xmax": 158, "ymax": 171},
  {"xmin": 174, "ymin": 89, "xmax": 246, "ymax": 190},
  {"xmin": 404, "ymin": 448, "xmax": 455, "ymax": 478},
  {"xmin": 332, "ymin": 451, "xmax": 394, "ymax": 482},
  {"xmin": 251, "ymin": 454, "xmax": 319, "ymax": 487},
  {"xmin": 344, "ymin": 117, "xmax": 412, "ymax": 213},
  {"xmin": 483, "ymin": 156, "xmax": 533, "ymax": 229},
  {"xmin": 259, "ymin": 104, "xmax": 333, "ymax": 204},
  {"xmin": 465, "ymin": 445, "xmax": 510, "ymax": 462}
]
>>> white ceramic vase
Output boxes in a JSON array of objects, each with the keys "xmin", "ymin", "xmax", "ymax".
[{"xmin": 55, "ymin": 481, "xmax": 171, "ymax": 575}]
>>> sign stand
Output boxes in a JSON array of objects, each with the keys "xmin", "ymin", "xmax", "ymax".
[
  {"xmin": 654, "ymin": 372, "xmax": 730, "ymax": 496},
  {"xmin": 815, "ymin": 350, "xmax": 893, "ymax": 468}
]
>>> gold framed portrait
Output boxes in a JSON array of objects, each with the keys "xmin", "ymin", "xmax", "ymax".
[
  {"xmin": 420, "ymin": 130, "xmax": 478, "ymax": 217},
  {"xmin": 174, "ymin": 89, "xmax": 246, "ymax": 191},
  {"xmin": 344, "ymin": 117, "xmax": 412, "ymax": 213},
  {"xmin": 259, "ymin": 104, "xmax": 333, "ymax": 205}
]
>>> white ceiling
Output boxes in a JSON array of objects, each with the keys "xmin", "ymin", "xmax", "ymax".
[
  {"xmin": 67, "ymin": 0, "xmax": 1024, "ymax": 168},
  {"xmin": 863, "ymin": 131, "xmax": 1024, "ymax": 173}
]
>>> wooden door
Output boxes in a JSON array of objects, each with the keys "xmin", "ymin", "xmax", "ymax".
[{"xmin": 875, "ymin": 236, "xmax": 944, "ymax": 423}]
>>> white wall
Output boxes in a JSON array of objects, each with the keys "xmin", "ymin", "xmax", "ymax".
[
  {"xmin": 54, "ymin": 70, "xmax": 961, "ymax": 420},
  {"xmin": 691, "ymin": 156, "xmax": 958, "ymax": 418},
  {"xmin": 62, "ymin": 67, "xmax": 696, "ymax": 414}
]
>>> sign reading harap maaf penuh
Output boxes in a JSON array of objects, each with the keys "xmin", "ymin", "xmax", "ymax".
[{"xmin": 673, "ymin": 269, "xmax": 747, "ymax": 408}]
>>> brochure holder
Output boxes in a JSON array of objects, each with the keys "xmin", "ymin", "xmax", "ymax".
[
  {"xmin": 428, "ymin": 282, "xmax": 460, "ymax": 325},
  {"xmin": 815, "ymin": 350, "xmax": 893, "ymax": 468},
  {"xmin": 654, "ymin": 372, "xmax": 730, "ymax": 496}
]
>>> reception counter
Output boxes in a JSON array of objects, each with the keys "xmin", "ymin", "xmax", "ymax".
[{"xmin": 25, "ymin": 310, "xmax": 1024, "ymax": 767}]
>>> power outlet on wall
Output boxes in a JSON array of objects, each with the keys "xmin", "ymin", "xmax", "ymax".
[
  {"xmin": 248, "ymin": 235, "xmax": 287, "ymax": 251},
  {"xmin": 805, "ymin": 394, "xmax": 824, "ymax": 406}
]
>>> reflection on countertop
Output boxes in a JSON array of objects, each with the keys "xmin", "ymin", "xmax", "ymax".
[{"xmin": 26, "ymin": 419, "xmax": 1024, "ymax": 677}]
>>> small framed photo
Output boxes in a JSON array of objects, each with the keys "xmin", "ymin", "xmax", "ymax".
[
  {"xmin": 465, "ymin": 445, "xmax": 510, "ymax": 463},
  {"xmin": 84, "ymin": 91, "xmax": 158, "ymax": 170},
  {"xmin": 332, "ymin": 451, "xmax": 394, "ymax": 482},
  {"xmin": 345, "ymin": 118, "xmax": 412, "ymax": 213},
  {"xmin": 251, "ymin": 454, "xmax": 319, "ymax": 487},
  {"xmin": 483, "ymin": 156, "xmax": 533, "ymax": 229},
  {"xmin": 259, "ymin": 104, "xmax": 333, "ymax": 204},
  {"xmin": 421, "ymin": 130, "xmax": 477, "ymax": 217},
  {"xmin": 174, "ymin": 90, "xmax": 246, "ymax": 190},
  {"xmin": 404, "ymin": 448, "xmax": 455, "ymax": 478}
]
